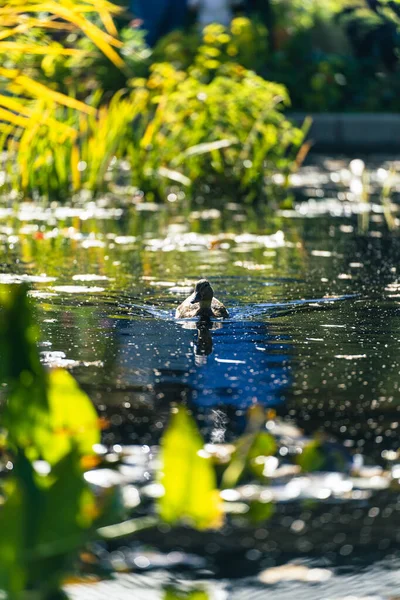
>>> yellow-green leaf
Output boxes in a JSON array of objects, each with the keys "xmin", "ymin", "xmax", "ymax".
[
  {"xmin": 43, "ymin": 369, "xmax": 100, "ymax": 465},
  {"xmin": 0, "ymin": 478, "xmax": 26, "ymax": 596},
  {"xmin": 158, "ymin": 407, "xmax": 223, "ymax": 530},
  {"xmin": 164, "ymin": 589, "xmax": 210, "ymax": 600},
  {"xmin": 297, "ymin": 440, "xmax": 325, "ymax": 472},
  {"xmin": 10, "ymin": 75, "xmax": 97, "ymax": 115}
]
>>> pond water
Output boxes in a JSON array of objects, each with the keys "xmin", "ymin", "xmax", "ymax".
[{"xmin": 1, "ymin": 155, "xmax": 400, "ymax": 598}]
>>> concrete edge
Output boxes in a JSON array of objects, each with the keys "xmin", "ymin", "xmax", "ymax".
[{"xmin": 288, "ymin": 112, "xmax": 400, "ymax": 152}]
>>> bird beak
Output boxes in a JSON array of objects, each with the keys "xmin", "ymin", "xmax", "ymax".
[{"xmin": 191, "ymin": 291, "xmax": 202, "ymax": 304}]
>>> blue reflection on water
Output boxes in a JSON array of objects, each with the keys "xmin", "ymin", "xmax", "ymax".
[
  {"xmin": 187, "ymin": 320, "xmax": 291, "ymax": 407},
  {"xmin": 114, "ymin": 295, "xmax": 352, "ymax": 409},
  {"xmin": 115, "ymin": 313, "xmax": 292, "ymax": 410}
]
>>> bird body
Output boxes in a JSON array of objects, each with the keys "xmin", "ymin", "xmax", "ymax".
[{"xmin": 175, "ymin": 279, "xmax": 229, "ymax": 318}]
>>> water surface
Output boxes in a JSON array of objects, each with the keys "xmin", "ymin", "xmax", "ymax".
[{"xmin": 1, "ymin": 155, "xmax": 400, "ymax": 597}]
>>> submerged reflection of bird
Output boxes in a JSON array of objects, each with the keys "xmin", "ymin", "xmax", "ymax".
[
  {"xmin": 194, "ymin": 319, "xmax": 213, "ymax": 366},
  {"xmin": 195, "ymin": 318, "xmax": 221, "ymax": 365},
  {"xmin": 180, "ymin": 317, "xmax": 222, "ymax": 366}
]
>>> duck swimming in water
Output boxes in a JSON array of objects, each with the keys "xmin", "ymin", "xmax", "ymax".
[{"xmin": 175, "ymin": 279, "xmax": 229, "ymax": 319}]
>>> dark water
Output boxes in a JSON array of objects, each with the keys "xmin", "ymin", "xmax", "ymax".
[{"xmin": 2, "ymin": 155, "xmax": 400, "ymax": 597}]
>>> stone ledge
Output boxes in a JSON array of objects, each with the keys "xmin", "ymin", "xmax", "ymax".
[{"xmin": 289, "ymin": 113, "xmax": 400, "ymax": 151}]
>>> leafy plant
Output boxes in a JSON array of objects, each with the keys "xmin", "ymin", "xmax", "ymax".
[
  {"xmin": 158, "ymin": 407, "xmax": 223, "ymax": 530},
  {"xmin": 152, "ymin": 17, "xmax": 269, "ymax": 74},
  {"xmin": 127, "ymin": 55, "xmax": 307, "ymax": 202},
  {"xmin": 266, "ymin": 0, "xmax": 400, "ymax": 111},
  {"xmin": 0, "ymin": 284, "xmax": 101, "ymax": 599},
  {"xmin": 0, "ymin": 91, "xmax": 144, "ymax": 200},
  {"xmin": 221, "ymin": 405, "xmax": 276, "ymax": 488},
  {"xmin": 0, "ymin": 0, "xmax": 137, "ymax": 201},
  {"xmin": 0, "ymin": 285, "xmax": 224, "ymax": 597},
  {"xmin": 149, "ymin": 8, "xmax": 400, "ymax": 113},
  {"xmin": 0, "ymin": 0, "xmax": 125, "ymax": 122},
  {"xmin": 163, "ymin": 589, "xmax": 209, "ymax": 600},
  {"xmin": 337, "ymin": 0, "xmax": 400, "ymax": 71},
  {"xmin": 0, "ymin": 5, "xmax": 310, "ymax": 203},
  {"xmin": 66, "ymin": 25, "xmax": 151, "ymax": 96}
]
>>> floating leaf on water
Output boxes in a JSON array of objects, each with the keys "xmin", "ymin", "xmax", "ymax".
[
  {"xmin": 84, "ymin": 468, "xmax": 129, "ymax": 489},
  {"xmin": 351, "ymin": 475, "xmax": 390, "ymax": 490},
  {"xmin": 135, "ymin": 203, "xmax": 160, "ymax": 212},
  {"xmin": 152, "ymin": 281, "xmax": 177, "ymax": 288},
  {"xmin": 258, "ymin": 564, "xmax": 332, "ymax": 585},
  {"xmin": 81, "ymin": 240, "xmax": 106, "ymax": 249},
  {"xmin": 168, "ymin": 286, "xmax": 194, "ymax": 294},
  {"xmin": 311, "ymin": 250, "xmax": 332, "ymax": 257},
  {"xmin": 204, "ymin": 443, "xmax": 235, "ymax": 465},
  {"xmin": 335, "ymin": 355, "xmax": 367, "ymax": 360},
  {"xmin": 51, "ymin": 286, "xmax": 105, "ymax": 293},
  {"xmin": 28, "ymin": 291, "xmax": 57, "ymax": 299},
  {"xmin": 235, "ymin": 231, "xmax": 285, "ymax": 248},
  {"xmin": 72, "ymin": 275, "xmax": 109, "ymax": 282},
  {"xmin": 189, "ymin": 209, "xmax": 221, "ymax": 221},
  {"xmin": 0, "ymin": 274, "xmax": 56, "ymax": 284},
  {"xmin": 215, "ymin": 358, "xmax": 246, "ymax": 365},
  {"xmin": 41, "ymin": 352, "xmax": 103, "ymax": 369},
  {"xmin": 340, "ymin": 224, "xmax": 354, "ymax": 233},
  {"xmin": 114, "ymin": 236, "xmax": 137, "ymax": 245},
  {"xmin": 234, "ymin": 261, "xmax": 273, "ymax": 271}
]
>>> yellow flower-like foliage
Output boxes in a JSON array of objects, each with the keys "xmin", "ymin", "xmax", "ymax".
[
  {"xmin": 0, "ymin": 0, "xmax": 131, "ymax": 199},
  {"xmin": 124, "ymin": 49, "xmax": 307, "ymax": 202},
  {"xmin": 153, "ymin": 17, "xmax": 269, "ymax": 77},
  {"xmin": 0, "ymin": 10, "xmax": 306, "ymax": 203}
]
